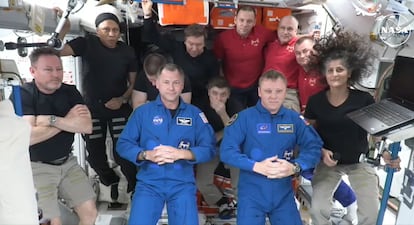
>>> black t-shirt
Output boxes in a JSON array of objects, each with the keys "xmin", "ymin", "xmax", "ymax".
[
  {"xmin": 68, "ymin": 35, "xmax": 137, "ymax": 105},
  {"xmin": 142, "ymin": 18, "xmax": 219, "ymax": 104},
  {"xmin": 133, "ymin": 70, "xmax": 192, "ymax": 101},
  {"xmin": 304, "ymin": 89, "xmax": 375, "ymax": 164},
  {"xmin": 198, "ymin": 96, "xmax": 243, "ymax": 132},
  {"xmin": 20, "ymin": 82, "xmax": 84, "ymax": 162}
]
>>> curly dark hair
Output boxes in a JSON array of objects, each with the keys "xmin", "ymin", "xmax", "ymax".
[{"xmin": 313, "ymin": 30, "xmax": 377, "ymax": 85}]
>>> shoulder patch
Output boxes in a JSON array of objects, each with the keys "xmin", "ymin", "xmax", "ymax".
[
  {"xmin": 227, "ymin": 113, "xmax": 238, "ymax": 126},
  {"xmin": 199, "ymin": 112, "xmax": 209, "ymax": 124},
  {"xmin": 299, "ymin": 115, "xmax": 310, "ymax": 126}
]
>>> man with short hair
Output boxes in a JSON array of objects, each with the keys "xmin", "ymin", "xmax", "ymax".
[
  {"xmin": 220, "ymin": 70, "xmax": 322, "ymax": 225},
  {"xmin": 264, "ymin": 15, "xmax": 302, "ymax": 112},
  {"xmin": 60, "ymin": 12, "xmax": 138, "ymax": 199},
  {"xmin": 294, "ymin": 36, "xmax": 327, "ymax": 112},
  {"xmin": 141, "ymin": 0, "xmax": 219, "ymax": 107},
  {"xmin": 18, "ymin": 47, "xmax": 97, "ymax": 225},
  {"xmin": 131, "ymin": 53, "xmax": 192, "ymax": 109},
  {"xmin": 214, "ymin": 6, "xmax": 276, "ymax": 108},
  {"xmin": 117, "ymin": 63, "xmax": 216, "ymax": 225},
  {"xmin": 196, "ymin": 76, "xmax": 243, "ymax": 218}
]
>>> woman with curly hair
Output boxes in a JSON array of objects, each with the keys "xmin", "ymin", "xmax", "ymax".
[{"xmin": 304, "ymin": 30, "xmax": 380, "ymax": 225}]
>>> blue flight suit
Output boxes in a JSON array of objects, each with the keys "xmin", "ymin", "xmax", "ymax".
[
  {"xmin": 220, "ymin": 101, "xmax": 323, "ymax": 225},
  {"xmin": 117, "ymin": 96, "xmax": 216, "ymax": 225}
]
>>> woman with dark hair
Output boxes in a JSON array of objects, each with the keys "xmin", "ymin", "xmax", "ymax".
[{"xmin": 305, "ymin": 30, "xmax": 399, "ymax": 225}]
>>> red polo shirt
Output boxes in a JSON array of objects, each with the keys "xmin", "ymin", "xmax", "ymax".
[
  {"xmin": 298, "ymin": 67, "xmax": 327, "ymax": 112},
  {"xmin": 263, "ymin": 37, "xmax": 300, "ymax": 89},
  {"xmin": 213, "ymin": 25, "xmax": 276, "ymax": 89}
]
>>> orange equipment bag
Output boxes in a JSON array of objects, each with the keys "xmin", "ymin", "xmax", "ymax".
[
  {"xmin": 262, "ymin": 7, "xmax": 291, "ymax": 31},
  {"xmin": 158, "ymin": 0, "xmax": 209, "ymax": 26}
]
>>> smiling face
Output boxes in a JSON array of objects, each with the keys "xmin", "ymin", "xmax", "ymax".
[
  {"xmin": 258, "ymin": 77, "xmax": 287, "ymax": 114},
  {"xmin": 234, "ymin": 9, "xmax": 256, "ymax": 38},
  {"xmin": 324, "ymin": 59, "xmax": 351, "ymax": 89},
  {"xmin": 156, "ymin": 68, "xmax": 184, "ymax": 106},
  {"xmin": 294, "ymin": 38, "xmax": 314, "ymax": 70},
  {"xmin": 277, "ymin": 16, "xmax": 298, "ymax": 45}
]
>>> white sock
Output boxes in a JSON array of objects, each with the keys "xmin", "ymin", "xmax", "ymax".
[{"xmin": 344, "ymin": 201, "xmax": 358, "ymax": 225}]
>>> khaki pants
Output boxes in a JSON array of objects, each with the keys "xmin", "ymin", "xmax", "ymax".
[
  {"xmin": 31, "ymin": 156, "xmax": 96, "ymax": 220},
  {"xmin": 196, "ymin": 155, "xmax": 239, "ymax": 206},
  {"xmin": 310, "ymin": 162, "xmax": 379, "ymax": 225}
]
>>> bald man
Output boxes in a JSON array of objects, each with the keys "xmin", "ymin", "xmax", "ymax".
[{"xmin": 263, "ymin": 15, "xmax": 301, "ymax": 112}]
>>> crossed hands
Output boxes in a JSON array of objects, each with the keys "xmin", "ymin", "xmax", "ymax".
[
  {"xmin": 253, "ymin": 156, "xmax": 296, "ymax": 179},
  {"xmin": 145, "ymin": 145, "xmax": 183, "ymax": 165},
  {"xmin": 35, "ymin": 104, "xmax": 90, "ymax": 127}
]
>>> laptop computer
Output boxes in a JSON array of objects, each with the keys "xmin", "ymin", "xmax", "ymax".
[{"xmin": 347, "ymin": 55, "xmax": 414, "ymax": 136}]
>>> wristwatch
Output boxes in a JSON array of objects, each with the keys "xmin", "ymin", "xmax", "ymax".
[
  {"xmin": 292, "ymin": 162, "xmax": 301, "ymax": 176},
  {"xmin": 49, "ymin": 115, "xmax": 57, "ymax": 126},
  {"xmin": 141, "ymin": 151, "xmax": 147, "ymax": 160}
]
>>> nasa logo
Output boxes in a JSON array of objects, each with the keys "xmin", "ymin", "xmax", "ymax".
[{"xmin": 153, "ymin": 116, "xmax": 163, "ymax": 125}]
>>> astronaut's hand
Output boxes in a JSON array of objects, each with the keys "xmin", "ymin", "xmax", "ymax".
[
  {"xmin": 105, "ymin": 97, "xmax": 123, "ymax": 110},
  {"xmin": 53, "ymin": 7, "xmax": 70, "ymax": 31},
  {"xmin": 210, "ymin": 99, "xmax": 226, "ymax": 115},
  {"xmin": 267, "ymin": 158, "xmax": 296, "ymax": 179},
  {"xmin": 253, "ymin": 156, "xmax": 279, "ymax": 178},
  {"xmin": 66, "ymin": 104, "xmax": 90, "ymax": 118},
  {"xmin": 152, "ymin": 145, "xmax": 179, "ymax": 165},
  {"xmin": 382, "ymin": 151, "xmax": 401, "ymax": 171},
  {"xmin": 322, "ymin": 148, "xmax": 337, "ymax": 167}
]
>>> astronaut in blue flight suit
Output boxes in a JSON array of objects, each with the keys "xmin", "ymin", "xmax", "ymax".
[
  {"xmin": 220, "ymin": 70, "xmax": 323, "ymax": 225},
  {"xmin": 117, "ymin": 63, "xmax": 216, "ymax": 225}
]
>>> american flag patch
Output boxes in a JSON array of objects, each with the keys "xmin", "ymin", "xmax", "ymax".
[
  {"xmin": 299, "ymin": 115, "xmax": 310, "ymax": 126},
  {"xmin": 199, "ymin": 112, "xmax": 209, "ymax": 123}
]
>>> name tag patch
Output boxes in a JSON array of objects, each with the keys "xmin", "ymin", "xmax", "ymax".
[
  {"xmin": 257, "ymin": 123, "xmax": 271, "ymax": 134},
  {"xmin": 277, "ymin": 124, "xmax": 294, "ymax": 133},
  {"xmin": 177, "ymin": 117, "xmax": 192, "ymax": 126}
]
